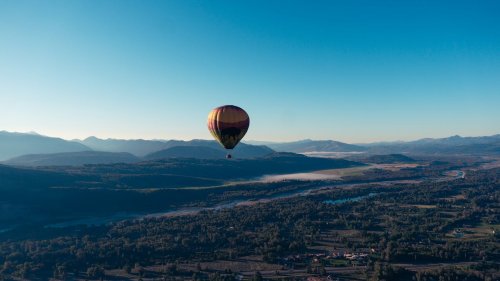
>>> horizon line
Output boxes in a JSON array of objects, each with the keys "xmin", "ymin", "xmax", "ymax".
[{"xmin": 1, "ymin": 130, "xmax": 499, "ymax": 145}]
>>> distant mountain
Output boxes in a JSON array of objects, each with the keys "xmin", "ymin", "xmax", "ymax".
[
  {"xmin": 229, "ymin": 142, "xmax": 275, "ymax": 158},
  {"xmin": 243, "ymin": 140, "xmax": 279, "ymax": 146},
  {"xmin": 153, "ymin": 139, "xmax": 275, "ymax": 158},
  {"xmin": 365, "ymin": 134, "xmax": 500, "ymax": 155},
  {"xmin": 5, "ymin": 132, "xmax": 499, "ymax": 164},
  {"xmin": 0, "ymin": 131, "xmax": 91, "ymax": 161},
  {"xmin": 250, "ymin": 135, "xmax": 500, "ymax": 155},
  {"xmin": 3, "ymin": 151, "xmax": 140, "ymax": 166},
  {"xmin": 361, "ymin": 154, "xmax": 416, "ymax": 164},
  {"xmin": 266, "ymin": 139, "xmax": 366, "ymax": 153},
  {"xmin": 80, "ymin": 137, "xmax": 274, "ymax": 158},
  {"xmin": 362, "ymin": 134, "xmax": 500, "ymax": 147},
  {"xmin": 412, "ymin": 134, "xmax": 500, "ymax": 145},
  {"xmin": 145, "ymin": 143, "xmax": 274, "ymax": 160},
  {"xmin": 79, "ymin": 137, "xmax": 168, "ymax": 157}
]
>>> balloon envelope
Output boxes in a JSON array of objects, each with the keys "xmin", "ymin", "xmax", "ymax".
[{"xmin": 207, "ymin": 105, "xmax": 250, "ymax": 150}]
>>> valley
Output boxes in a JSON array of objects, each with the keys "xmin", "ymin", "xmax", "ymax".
[
  {"xmin": 0, "ymin": 132, "xmax": 499, "ymax": 280},
  {"xmin": 0, "ymin": 159, "xmax": 497, "ymax": 281}
]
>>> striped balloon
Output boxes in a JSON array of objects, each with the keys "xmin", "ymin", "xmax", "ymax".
[{"xmin": 207, "ymin": 105, "xmax": 250, "ymax": 150}]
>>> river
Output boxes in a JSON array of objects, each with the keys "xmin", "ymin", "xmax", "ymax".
[
  {"xmin": 45, "ymin": 169, "xmax": 463, "ymax": 229},
  {"xmin": 46, "ymin": 182, "xmax": 383, "ymax": 228}
]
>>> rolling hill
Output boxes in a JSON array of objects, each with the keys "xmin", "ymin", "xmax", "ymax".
[
  {"xmin": 145, "ymin": 146, "xmax": 226, "ymax": 160},
  {"xmin": 360, "ymin": 154, "xmax": 417, "ymax": 164},
  {"xmin": 3, "ymin": 151, "xmax": 140, "ymax": 166},
  {"xmin": 80, "ymin": 152, "xmax": 363, "ymax": 181}
]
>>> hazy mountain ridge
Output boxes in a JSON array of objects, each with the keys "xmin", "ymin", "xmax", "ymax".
[
  {"xmin": 0, "ymin": 133, "xmax": 275, "ymax": 165},
  {"xmin": 252, "ymin": 135, "xmax": 500, "ymax": 155},
  {"xmin": 1, "ymin": 132, "xmax": 499, "ymax": 166},
  {"xmin": 0, "ymin": 131, "xmax": 90, "ymax": 161},
  {"xmin": 365, "ymin": 134, "xmax": 500, "ymax": 155},
  {"xmin": 80, "ymin": 136, "xmax": 168, "ymax": 157},
  {"xmin": 2, "ymin": 144, "xmax": 274, "ymax": 166},
  {"xmin": 82, "ymin": 137, "xmax": 274, "ymax": 159},
  {"xmin": 360, "ymin": 134, "xmax": 500, "ymax": 146},
  {"xmin": 266, "ymin": 139, "xmax": 367, "ymax": 153}
]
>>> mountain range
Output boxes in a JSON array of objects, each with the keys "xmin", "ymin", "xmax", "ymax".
[
  {"xmin": 0, "ymin": 132, "xmax": 275, "ymax": 165},
  {"xmin": 0, "ymin": 131, "xmax": 90, "ymax": 161},
  {"xmin": 263, "ymin": 139, "xmax": 366, "ymax": 153},
  {"xmin": 362, "ymin": 134, "xmax": 500, "ymax": 155},
  {"xmin": 248, "ymin": 135, "xmax": 500, "ymax": 155},
  {"xmin": 0, "ymin": 131, "xmax": 499, "ymax": 166},
  {"xmin": 78, "ymin": 136, "xmax": 167, "ymax": 156}
]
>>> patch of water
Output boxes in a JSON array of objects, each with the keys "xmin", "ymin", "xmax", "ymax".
[{"xmin": 260, "ymin": 172, "xmax": 341, "ymax": 182}]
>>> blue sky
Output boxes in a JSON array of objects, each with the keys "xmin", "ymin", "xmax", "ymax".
[{"xmin": 0, "ymin": 0, "xmax": 499, "ymax": 142}]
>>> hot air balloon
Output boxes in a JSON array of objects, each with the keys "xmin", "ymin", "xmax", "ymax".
[{"xmin": 207, "ymin": 105, "xmax": 250, "ymax": 159}]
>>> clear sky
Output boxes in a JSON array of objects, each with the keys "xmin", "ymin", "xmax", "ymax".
[{"xmin": 0, "ymin": 0, "xmax": 499, "ymax": 143}]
